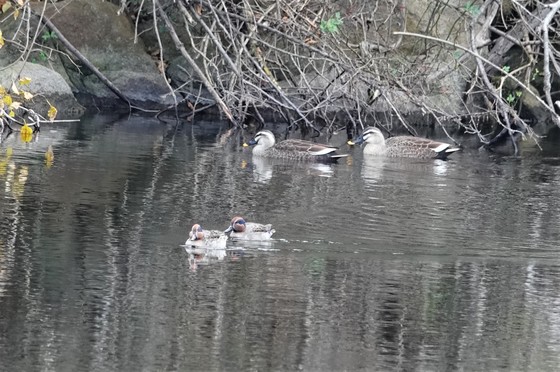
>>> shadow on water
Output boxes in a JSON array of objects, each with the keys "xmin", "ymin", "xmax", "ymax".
[{"xmin": 1, "ymin": 114, "xmax": 560, "ymax": 371}]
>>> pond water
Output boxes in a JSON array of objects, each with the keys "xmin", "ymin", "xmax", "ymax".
[{"xmin": 1, "ymin": 113, "xmax": 560, "ymax": 371}]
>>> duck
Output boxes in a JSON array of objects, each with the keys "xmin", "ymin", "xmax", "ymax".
[
  {"xmin": 185, "ymin": 224, "xmax": 228, "ymax": 248},
  {"xmin": 224, "ymin": 216, "xmax": 275, "ymax": 240},
  {"xmin": 243, "ymin": 130, "xmax": 348, "ymax": 162},
  {"xmin": 350, "ymin": 127, "xmax": 460, "ymax": 160}
]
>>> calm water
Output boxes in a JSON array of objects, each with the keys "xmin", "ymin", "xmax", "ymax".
[{"xmin": 1, "ymin": 114, "xmax": 560, "ymax": 371}]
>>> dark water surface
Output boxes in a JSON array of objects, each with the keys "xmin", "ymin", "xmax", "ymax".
[{"xmin": 1, "ymin": 114, "xmax": 560, "ymax": 371}]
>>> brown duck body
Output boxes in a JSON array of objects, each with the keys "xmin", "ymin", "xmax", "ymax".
[
  {"xmin": 354, "ymin": 127, "xmax": 460, "ymax": 160},
  {"xmin": 384, "ymin": 136, "xmax": 457, "ymax": 159},
  {"xmin": 246, "ymin": 130, "xmax": 348, "ymax": 163}
]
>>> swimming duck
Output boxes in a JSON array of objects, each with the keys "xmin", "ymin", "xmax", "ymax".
[
  {"xmin": 224, "ymin": 216, "xmax": 275, "ymax": 240},
  {"xmin": 244, "ymin": 130, "xmax": 348, "ymax": 162},
  {"xmin": 185, "ymin": 224, "xmax": 228, "ymax": 248},
  {"xmin": 350, "ymin": 127, "xmax": 460, "ymax": 160}
]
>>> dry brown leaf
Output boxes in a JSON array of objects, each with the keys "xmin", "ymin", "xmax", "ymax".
[{"xmin": 304, "ymin": 37, "xmax": 318, "ymax": 45}]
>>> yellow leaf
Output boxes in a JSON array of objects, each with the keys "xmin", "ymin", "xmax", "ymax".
[
  {"xmin": 1, "ymin": 3, "xmax": 11, "ymax": 13},
  {"xmin": 0, "ymin": 85, "xmax": 6, "ymax": 96},
  {"xmin": 48, "ymin": 104, "xmax": 57, "ymax": 121},
  {"xmin": 11, "ymin": 83, "xmax": 19, "ymax": 95},
  {"xmin": 2, "ymin": 94, "xmax": 12, "ymax": 106},
  {"xmin": 9, "ymin": 110, "xmax": 15, "ymax": 117},
  {"xmin": 21, "ymin": 91, "xmax": 33, "ymax": 100},
  {"xmin": 16, "ymin": 0, "xmax": 24, "ymax": 6},
  {"xmin": 19, "ymin": 77, "xmax": 31, "ymax": 86},
  {"xmin": 21, "ymin": 123, "xmax": 32, "ymax": 135},
  {"xmin": 45, "ymin": 145, "xmax": 54, "ymax": 167},
  {"xmin": 13, "ymin": 7, "xmax": 19, "ymax": 20},
  {"xmin": 6, "ymin": 147, "xmax": 12, "ymax": 157},
  {"xmin": 20, "ymin": 131, "xmax": 32, "ymax": 143},
  {"xmin": 0, "ymin": 30, "xmax": 4, "ymax": 49}
]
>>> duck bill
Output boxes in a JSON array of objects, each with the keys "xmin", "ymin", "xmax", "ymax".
[{"xmin": 351, "ymin": 136, "xmax": 365, "ymax": 145}]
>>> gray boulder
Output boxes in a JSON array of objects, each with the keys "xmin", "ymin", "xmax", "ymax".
[
  {"xmin": 40, "ymin": 0, "xmax": 175, "ymax": 109},
  {"xmin": 0, "ymin": 62, "xmax": 84, "ymax": 118}
]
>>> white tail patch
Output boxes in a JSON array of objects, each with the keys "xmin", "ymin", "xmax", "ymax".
[
  {"xmin": 310, "ymin": 148, "xmax": 337, "ymax": 156},
  {"xmin": 432, "ymin": 144, "xmax": 449, "ymax": 153},
  {"xmin": 445, "ymin": 147, "xmax": 461, "ymax": 153}
]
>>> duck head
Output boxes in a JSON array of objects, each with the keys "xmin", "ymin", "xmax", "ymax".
[
  {"xmin": 349, "ymin": 127, "xmax": 385, "ymax": 146},
  {"xmin": 243, "ymin": 130, "xmax": 276, "ymax": 149},
  {"xmin": 189, "ymin": 224, "xmax": 204, "ymax": 240},
  {"xmin": 224, "ymin": 216, "xmax": 246, "ymax": 233}
]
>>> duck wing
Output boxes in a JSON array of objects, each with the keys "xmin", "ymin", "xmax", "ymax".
[
  {"xmin": 386, "ymin": 136, "xmax": 459, "ymax": 159},
  {"xmin": 246, "ymin": 222, "xmax": 274, "ymax": 233},
  {"xmin": 204, "ymin": 230, "xmax": 227, "ymax": 240},
  {"xmin": 275, "ymin": 139, "xmax": 339, "ymax": 155}
]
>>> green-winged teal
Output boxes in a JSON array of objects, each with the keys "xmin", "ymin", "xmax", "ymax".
[
  {"xmin": 185, "ymin": 224, "xmax": 228, "ymax": 248},
  {"xmin": 224, "ymin": 216, "xmax": 275, "ymax": 240},
  {"xmin": 351, "ymin": 127, "xmax": 460, "ymax": 160},
  {"xmin": 244, "ymin": 130, "xmax": 348, "ymax": 162}
]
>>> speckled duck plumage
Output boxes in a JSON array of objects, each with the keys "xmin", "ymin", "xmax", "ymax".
[
  {"xmin": 352, "ymin": 127, "xmax": 460, "ymax": 160},
  {"xmin": 245, "ymin": 130, "xmax": 348, "ymax": 162},
  {"xmin": 224, "ymin": 216, "xmax": 275, "ymax": 240}
]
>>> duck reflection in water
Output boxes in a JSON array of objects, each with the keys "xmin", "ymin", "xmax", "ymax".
[
  {"xmin": 184, "ymin": 247, "xmax": 246, "ymax": 271},
  {"xmin": 184, "ymin": 247, "xmax": 227, "ymax": 271},
  {"xmin": 360, "ymin": 153, "xmax": 451, "ymax": 185},
  {"xmin": 248, "ymin": 156, "xmax": 335, "ymax": 184}
]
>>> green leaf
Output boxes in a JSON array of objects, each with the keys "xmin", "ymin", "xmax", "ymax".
[
  {"xmin": 506, "ymin": 94, "xmax": 515, "ymax": 104},
  {"xmin": 320, "ymin": 12, "xmax": 343, "ymax": 34},
  {"xmin": 465, "ymin": 2, "xmax": 480, "ymax": 16},
  {"xmin": 41, "ymin": 31, "xmax": 57, "ymax": 42}
]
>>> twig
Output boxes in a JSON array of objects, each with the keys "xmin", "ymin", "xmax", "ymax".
[
  {"xmin": 154, "ymin": 0, "xmax": 236, "ymax": 125},
  {"xmin": 393, "ymin": 31, "xmax": 560, "ymax": 125},
  {"xmin": 540, "ymin": 0, "xmax": 560, "ymax": 112}
]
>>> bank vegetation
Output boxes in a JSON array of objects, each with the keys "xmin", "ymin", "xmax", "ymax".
[{"xmin": 1, "ymin": 0, "xmax": 560, "ymax": 152}]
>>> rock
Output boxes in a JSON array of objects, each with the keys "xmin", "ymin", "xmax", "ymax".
[
  {"xmin": 0, "ymin": 62, "xmax": 84, "ymax": 118},
  {"xmin": 40, "ymin": 0, "xmax": 175, "ymax": 109}
]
